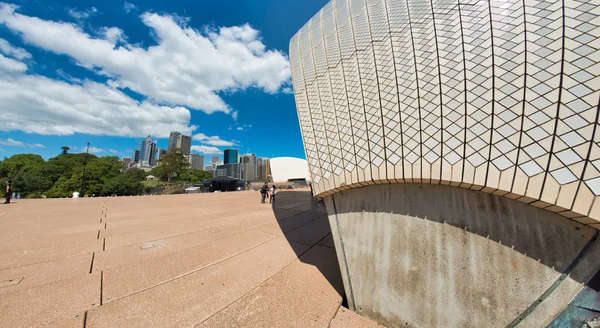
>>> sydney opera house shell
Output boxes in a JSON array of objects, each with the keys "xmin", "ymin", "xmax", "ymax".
[{"xmin": 291, "ymin": 0, "xmax": 600, "ymax": 326}]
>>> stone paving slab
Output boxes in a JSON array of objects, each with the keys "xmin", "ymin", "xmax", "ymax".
[
  {"xmin": 0, "ymin": 273, "xmax": 100, "ymax": 327},
  {"xmin": 101, "ymin": 229, "xmax": 276, "ymax": 302},
  {"xmin": 198, "ymin": 247, "xmax": 342, "ymax": 328},
  {"xmin": 330, "ymin": 307, "xmax": 383, "ymax": 328},
  {"xmin": 86, "ymin": 238, "xmax": 308, "ymax": 327},
  {"xmin": 0, "ymin": 190, "xmax": 382, "ymax": 327},
  {"xmin": 0, "ymin": 253, "xmax": 91, "ymax": 295}
]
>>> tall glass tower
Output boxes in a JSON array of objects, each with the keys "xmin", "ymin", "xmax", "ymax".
[{"xmin": 224, "ymin": 149, "xmax": 238, "ymax": 165}]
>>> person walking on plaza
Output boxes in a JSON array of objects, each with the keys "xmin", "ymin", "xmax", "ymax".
[
  {"xmin": 260, "ymin": 182, "xmax": 268, "ymax": 203},
  {"xmin": 269, "ymin": 185, "xmax": 276, "ymax": 203},
  {"xmin": 4, "ymin": 180, "xmax": 12, "ymax": 204}
]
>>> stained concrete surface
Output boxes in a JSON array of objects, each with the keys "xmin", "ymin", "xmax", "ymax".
[
  {"xmin": 0, "ymin": 190, "xmax": 380, "ymax": 327},
  {"xmin": 325, "ymin": 184, "xmax": 600, "ymax": 328}
]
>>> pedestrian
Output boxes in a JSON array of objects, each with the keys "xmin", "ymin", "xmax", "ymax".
[
  {"xmin": 4, "ymin": 180, "xmax": 12, "ymax": 204},
  {"xmin": 269, "ymin": 185, "xmax": 277, "ymax": 203},
  {"xmin": 260, "ymin": 182, "xmax": 269, "ymax": 203}
]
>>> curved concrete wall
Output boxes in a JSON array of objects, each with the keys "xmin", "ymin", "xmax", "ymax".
[
  {"xmin": 325, "ymin": 184, "xmax": 600, "ymax": 327},
  {"xmin": 290, "ymin": 0, "xmax": 600, "ymax": 224}
]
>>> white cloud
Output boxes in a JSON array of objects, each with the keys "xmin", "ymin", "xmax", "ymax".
[
  {"xmin": 231, "ymin": 110, "xmax": 238, "ymax": 121},
  {"xmin": 67, "ymin": 7, "xmax": 97, "ymax": 20},
  {"xmin": 0, "ymin": 53, "xmax": 26, "ymax": 72},
  {"xmin": 192, "ymin": 133, "xmax": 236, "ymax": 146},
  {"xmin": 0, "ymin": 73, "xmax": 196, "ymax": 137},
  {"xmin": 123, "ymin": 2, "xmax": 136, "ymax": 13},
  {"xmin": 73, "ymin": 146, "xmax": 119, "ymax": 154},
  {"xmin": 228, "ymin": 126, "xmax": 232, "ymax": 131},
  {"xmin": 282, "ymin": 86, "xmax": 292, "ymax": 94},
  {"xmin": 87, "ymin": 146, "xmax": 103, "ymax": 153},
  {"xmin": 0, "ymin": 138, "xmax": 44, "ymax": 148},
  {"xmin": 237, "ymin": 127, "xmax": 243, "ymax": 131},
  {"xmin": 0, "ymin": 38, "xmax": 31, "ymax": 60},
  {"xmin": 0, "ymin": 3, "xmax": 291, "ymax": 115},
  {"xmin": 191, "ymin": 145, "xmax": 221, "ymax": 154},
  {"xmin": 101, "ymin": 27, "xmax": 124, "ymax": 43}
]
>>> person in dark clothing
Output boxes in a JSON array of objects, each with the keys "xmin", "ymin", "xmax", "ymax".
[
  {"xmin": 269, "ymin": 185, "xmax": 276, "ymax": 203},
  {"xmin": 4, "ymin": 180, "xmax": 12, "ymax": 204},
  {"xmin": 260, "ymin": 182, "xmax": 268, "ymax": 203}
]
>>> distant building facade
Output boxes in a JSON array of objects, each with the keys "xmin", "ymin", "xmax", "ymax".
[
  {"xmin": 177, "ymin": 135, "xmax": 192, "ymax": 156},
  {"xmin": 241, "ymin": 154, "xmax": 258, "ymax": 182},
  {"xmin": 168, "ymin": 131, "xmax": 191, "ymax": 156},
  {"xmin": 122, "ymin": 157, "xmax": 132, "ymax": 169},
  {"xmin": 211, "ymin": 156, "xmax": 219, "ymax": 164},
  {"xmin": 157, "ymin": 148, "xmax": 167, "ymax": 161},
  {"xmin": 167, "ymin": 132, "xmax": 181, "ymax": 152},
  {"xmin": 140, "ymin": 135, "xmax": 157, "ymax": 167},
  {"xmin": 132, "ymin": 149, "xmax": 140, "ymax": 164},
  {"xmin": 216, "ymin": 163, "xmax": 241, "ymax": 179},
  {"xmin": 224, "ymin": 149, "xmax": 239, "ymax": 165},
  {"xmin": 188, "ymin": 154, "xmax": 204, "ymax": 170}
]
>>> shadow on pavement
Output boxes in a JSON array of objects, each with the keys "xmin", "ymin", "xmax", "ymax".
[{"xmin": 269, "ymin": 190, "xmax": 346, "ymax": 302}]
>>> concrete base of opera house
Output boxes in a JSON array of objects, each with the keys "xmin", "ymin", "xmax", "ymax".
[{"xmin": 323, "ymin": 184, "xmax": 600, "ymax": 327}]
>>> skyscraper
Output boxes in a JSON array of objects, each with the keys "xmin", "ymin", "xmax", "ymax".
[
  {"xmin": 122, "ymin": 157, "xmax": 132, "ymax": 169},
  {"xmin": 132, "ymin": 149, "xmax": 140, "ymax": 164},
  {"xmin": 140, "ymin": 135, "xmax": 157, "ymax": 167},
  {"xmin": 168, "ymin": 132, "xmax": 181, "ymax": 153},
  {"xmin": 241, "ymin": 154, "xmax": 257, "ymax": 182},
  {"xmin": 158, "ymin": 148, "xmax": 167, "ymax": 161},
  {"xmin": 177, "ymin": 135, "xmax": 192, "ymax": 156},
  {"xmin": 188, "ymin": 154, "xmax": 204, "ymax": 170},
  {"xmin": 224, "ymin": 149, "xmax": 239, "ymax": 165},
  {"xmin": 211, "ymin": 156, "xmax": 219, "ymax": 164}
]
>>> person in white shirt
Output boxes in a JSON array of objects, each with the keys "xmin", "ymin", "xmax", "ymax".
[{"xmin": 269, "ymin": 185, "xmax": 276, "ymax": 203}]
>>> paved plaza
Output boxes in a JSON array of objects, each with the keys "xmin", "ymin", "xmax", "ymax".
[{"xmin": 0, "ymin": 190, "xmax": 381, "ymax": 327}]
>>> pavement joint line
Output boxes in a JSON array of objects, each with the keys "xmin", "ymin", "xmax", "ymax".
[
  {"xmin": 89, "ymin": 252, "xmax": 95, "ymax": 274},
  {"xmin": 96, "ymin": 230, "xmax": 100, "ymax": 239},
  {"xmin": 0, "ymin": 249, "xmax": 100, "ymax": 272},
  {"xmin": 101, "ymin": 212, "xmax": 275, "ymax": 252},
  {"xmin": 327, "ymin": 302, "xmax": 343, "ymax": 328},
  {"xmin": 83, "ymin": 310, "xmax": 88, "ymax": 328},
  {"xmin": 102, "ymin": 238, "xmax": 106, "ymax": 251},
  {"xmin": 196, "ymin": 231, "xmax": 336, "ymax": 326},
  {"xmin": 102, "ymin": 235, "xmax": 278, "ymax": 304},
  {"xmin": 100, "ymin": 270, "xmax": 103, "ymax": 306}
]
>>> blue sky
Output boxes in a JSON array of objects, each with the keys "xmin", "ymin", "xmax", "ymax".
[{"xmin": 0, "ymin": 0, "xmax": 328, "ymax": 160}]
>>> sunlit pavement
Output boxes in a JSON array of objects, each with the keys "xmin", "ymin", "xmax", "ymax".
[{"xmin": 0, "ymin": 190, "xmax": 382, "ymax": 327}]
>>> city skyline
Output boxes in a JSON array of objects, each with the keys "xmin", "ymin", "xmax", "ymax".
[{"xmin": 0, "ymin": 0, "xmax": 328, "ymax": 161}]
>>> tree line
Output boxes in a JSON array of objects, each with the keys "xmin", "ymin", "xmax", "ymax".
[{"xmin": 0, "ymin": 149, "xmax": 212, "ymax": 198}]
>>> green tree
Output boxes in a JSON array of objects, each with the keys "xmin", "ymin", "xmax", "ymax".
[
  {"xmin": 126, "ymin": 168, "xmax": 147, "ymax": 181},
  {"xmin": 102, "ymin": 174, "xmax": 144, "ymax": 196},
  {"xmin": 178, "ymin": 169, "xmax": 212, "ymax": 183},
  {"xmin": 61, "ymin": 146, "xmax": 70, "ymax": 155},
  {"xmin": 156, "ymin": 149, "xmax": 189, "ymax": 183}
]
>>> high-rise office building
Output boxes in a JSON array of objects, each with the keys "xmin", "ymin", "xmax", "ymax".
[
  {"xmin": 132, "ymin": 149, "xmax": 140, "ymax": 164},
  {"xmin": 167, "ymin": 131, "xmax": 191, "ymax": 156},
  {"xmin": 168, "ymin": 132, "xmax": 181, "ymax": 152},
  {"xmin": 188, "ymin": 154, "xmax": 204, "ymax": 170},
  {"xmin": 122, "ymin": 157, "xmax": 132, "ymax": 169},
  {"xmin": 140, "ymin": 135, "xmax": 157, "ymax": 167},
  {"xmin": 158, "ymin": 148, "xmax": 167, "ymax": 161},
  {"xmin": 211, "ymin": 156, "xmax": 219, "ymax": 164},
  {"xmin": 241, "ymin": 154, "xmax": 258, "ymax": 182},
  {"xmin": 177, "ymin": 135, "xmax": 192, "ymax": 156},
  {"xmin": 216, "ymin": 163, "xmax": 241, "ymax": 179},
  {"xmin": 224, "ymin": 149, "xmax": 239, "ymax": 165},
  {"xmin": 259, "ymin": 159, "xmax": 271, "ymax": 181}
]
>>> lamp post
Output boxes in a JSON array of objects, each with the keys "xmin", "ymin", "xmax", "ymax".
[{"xmin": 80, "ymin": 142, "xmax": 91, "ymax": 196}]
